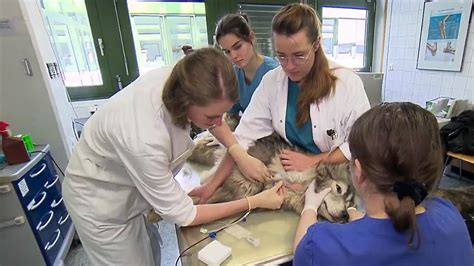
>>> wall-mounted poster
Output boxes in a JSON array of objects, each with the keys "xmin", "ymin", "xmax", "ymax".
[{"xmin": 417, "ymin": 0, "xmax": 472, "ymax": 71}]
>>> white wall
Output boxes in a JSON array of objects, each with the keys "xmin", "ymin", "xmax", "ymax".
[
  {"xmin": 0, "ymin": 0, "xmax": 76, "ymax": 173},
  {"xmin": 383, "ymin": 0, "xmax": 474, "ymax": 106}
]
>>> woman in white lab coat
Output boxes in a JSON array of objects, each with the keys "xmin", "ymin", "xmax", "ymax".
[
  {"xmin": 190, "ymin": 4, "xmax": 370, "ymax": 203},
  {"xmin": 62, "ymin": 48, "xmax": 286, "ymax": 265}
]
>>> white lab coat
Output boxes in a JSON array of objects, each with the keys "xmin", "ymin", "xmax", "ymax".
[
  {"xmin": 62, "ymin": 66, "xmax": 196, "ymax": 265},
  {"xmin": 235, "ymin": 62, "xmax": 370, "ymax": 160}
]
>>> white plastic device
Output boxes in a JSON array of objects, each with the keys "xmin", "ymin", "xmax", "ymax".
[
  {"xmin": 198, "ymin": 240, "xmax": 232, "ymax": 265},
  {"xmin": 245, "ymin": 236, "xmax": 260, "ymax": 247},
  {"xmin": 224, "ymin": 224, "xmax": 251, "ymax": 239}
]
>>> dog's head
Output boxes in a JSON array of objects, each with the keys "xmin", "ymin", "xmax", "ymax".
[{"xmin": 314, "ymin": 163, "xmax": 355, "ymax": 223}]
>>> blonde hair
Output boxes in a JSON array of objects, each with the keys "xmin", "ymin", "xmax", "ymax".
[
  {"xmin": 272, "ymin": 3, "xmax": 337, "ymax": 126},
  {"xmin": 162, "ymin": 47, "xmax": 238, "ymax": 128}
]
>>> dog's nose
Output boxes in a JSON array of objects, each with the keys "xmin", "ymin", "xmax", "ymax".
[{"xmin": 341, "ymin": 210, "xmax": 349, "ymax": 221}]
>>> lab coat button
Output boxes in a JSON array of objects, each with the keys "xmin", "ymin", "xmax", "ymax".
[{"xmin": 280, "ymin": 120, "xmax": 283, "ymax": 123}]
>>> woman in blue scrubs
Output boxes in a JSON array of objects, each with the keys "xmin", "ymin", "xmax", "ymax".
[
  {"xmin": 294, "ymin": 102, "xmax": 473, "ymax": 265},
  {"xmin": 215, "ymin": 14, "xmax": 278, "ymax": 120}
]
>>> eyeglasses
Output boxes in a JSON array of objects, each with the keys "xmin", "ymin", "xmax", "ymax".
[{"xmin": 276, "ymin": 43, "xmax": 315, "ymax": 66}]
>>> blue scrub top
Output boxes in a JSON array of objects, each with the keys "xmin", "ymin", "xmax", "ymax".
[
  {"xmin": 229, "ymin": 56, "xmax": 278, "ymax": 114},
  {"xmin": 293, "ymin": 197, "xmax": 474, "ymax": 266},
  {"xmin": 285, "ymin": 79, "xmax": 321, "ymax": 154}
]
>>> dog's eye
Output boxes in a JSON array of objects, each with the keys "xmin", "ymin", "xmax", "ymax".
[{"xmin": 336, "ymin": 184, "xmax": 342, "ymax": 194}]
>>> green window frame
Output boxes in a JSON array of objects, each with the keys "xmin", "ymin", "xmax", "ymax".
[
  {"xmin": 79, "ymin": 0, "xmax": 139, "ymax": 101},
  {"xmin": 206, "ymin": 0, "xmax": 375, "ymax": 72},
  {"xmin": 43, "ymin": 0, "xmax": 375, "ymax": 101},
  {"xmin": 315, "ymin": 0, "xmax": 376, "ymax": 72},
  {"xmin": 205, "ymin": 0, "xmax": 295, "ymax": 47}
]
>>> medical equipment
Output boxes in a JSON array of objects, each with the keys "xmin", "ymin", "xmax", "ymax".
[
  {"xmin": 175, "ymin": 209, "xmax": 252, "ymax": 266},
  {"xmin": 198, "ymin": 240, "xmax": 232, "ymax": 265},
  {"xmin": 245, "ymin": 236, "xmax": 260, "ymax": 247},
  {"xmin": 223, "ymin": 223, "xmax": 251, "ymax": 239}
]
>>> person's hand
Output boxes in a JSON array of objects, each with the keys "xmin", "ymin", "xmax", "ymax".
[
  {"xmin": 188, "ymin": 182, "xmax": 217, "ymax": 204},
  {"xmin": 347, "ymin": 207, "xmax": 365, "ymax": 221},
  {"xmin": 227, "ymin": 144, "xmax": 270, "ymax": 182},
  {"xmin": 194, "ymin": 131, "xmax": 221, "ymax": 147},
  {"xmin": 302, "ymin": 180, "xmax": 331, "ymax": 213},
  {"xmin": 248, "ymin": 181, "xmax": 287, "ymax": 209},
  {"xmin": 203, "ymin": 135, "xmax": 221, "ymax": 147},
  {"xmin": 279, "ymin": 149, "xmax": 324, "ymax": 171}
]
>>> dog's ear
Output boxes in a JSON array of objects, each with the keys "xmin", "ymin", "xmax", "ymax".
[
  {"xmin": 343, "ymin": 163, "xmax": 350, "ymax": 172},
  {"xmin": 337, "ymin": 163, "xmax": 351, "ymax": 182},
  {"xmin": 323, "ymin": 164, "xmax": 339, "ymax": 180},
  {"xmin": 315, "ymin": 164, "xmax": 330, "ymax": 182}
]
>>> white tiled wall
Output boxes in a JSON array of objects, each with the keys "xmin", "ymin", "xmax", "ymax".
[{"xmin": 383, "ymin": 0, "xmax": 474, "ymax": 106}]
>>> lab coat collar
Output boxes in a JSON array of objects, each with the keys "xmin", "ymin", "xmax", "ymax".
[{"xmin": 276, "ymin": 65, "xmax": 286, "ymax": 84}]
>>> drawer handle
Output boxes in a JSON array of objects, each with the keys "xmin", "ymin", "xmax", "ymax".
[
  {"xmin": 51, "ymin": 197, "xmax": 63, "ymax": 208},
  {"xmin": 30, "ymin": 163, "xmax": 47, "ymax": 178},
  {"xmin": 0, "ymin": 184, "xmax": 11, "ymax": 194},
  {"xmin": 44, "ymin": 175, "xmax": 59, "ymax": 189},
  {"xmin": 36, "ymin": 210, "xmax": 54, "ymax": 231},
  {"xmin": 45, "ymin": 229, "xmax": 61, "ymax": 251},
  {"xmin": 27, "ymin": 191, "xmax": 47, "ymax": 211},
  {"xmin": 58, "ymin": 213, "xmax": 70, "ymax": 225},
  {"xmin": 0, "ymin": 216, "xmax": 25, "ymax": 230}
]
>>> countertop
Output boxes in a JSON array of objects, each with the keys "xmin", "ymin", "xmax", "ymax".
[
  {"xmin": 174, "ymin": 163, "xmax": 298, "ymax": 265},
  {"xmin": 0, "ymin": 144, "xmax": 50, "ymax": 183}
]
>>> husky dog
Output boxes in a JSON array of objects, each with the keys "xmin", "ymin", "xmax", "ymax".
[
  {"xmin": 187, "ymin": 137, "xmax": 224, "ymax": 166},
  {"xmin": 188, "ymin": 131, "xmax": 474, "ymax": 224},
  {"xmin": 199, "ymin": 134, "xmax": 356, "ymax": 223},
  {"xmin": 188, "ymin": 113, "xmax": 240, "ymax": 166},
  {"xmin": 434, "ymin": 186, "xmax": 474, "ymax": 215}
]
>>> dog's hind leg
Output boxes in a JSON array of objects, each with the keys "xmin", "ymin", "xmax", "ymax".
[{"xmin": 284, "ymin": 193, "xmax": 305, "ymax": 213}]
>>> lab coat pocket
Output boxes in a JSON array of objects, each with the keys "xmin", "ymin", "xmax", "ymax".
[{"xmin": 89, "ymin": 181, "xmax": 141, "ymax": 225}]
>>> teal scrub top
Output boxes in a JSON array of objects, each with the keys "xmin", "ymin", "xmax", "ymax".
[
  {"xmin": 285, "ymin": 79, "xmax": 321, "ymax": 154},
  {"xmin": 229, "ymin": 56, "xmax": 279, "ymax": 114}
]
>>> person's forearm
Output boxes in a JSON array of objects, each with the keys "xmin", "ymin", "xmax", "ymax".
[
  {"xmin": 188, "ymin": 197, "xmax": 250, "ymax": 226},
  {"xmin": 322, "ymin": 148, "xmax": 348, "ymax": 164},
  {"xmin": 294, "ymin": 210, "xmax": 318, "ymax": 252},
  {"xmin": 207, "ymin": 153, "xmax": 235, "ymax": 189},
  {"xmin": 308, "ymin": 148, "xmax": 347, "ymax": 166},
  {"xmin": 210, "ymin": 122, "xmax": 237, "ymax": 148}
]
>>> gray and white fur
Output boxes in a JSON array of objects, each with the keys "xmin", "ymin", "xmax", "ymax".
[{"xmin": 195, "ymin": 133, "xmax": 356, "ymax": 223}]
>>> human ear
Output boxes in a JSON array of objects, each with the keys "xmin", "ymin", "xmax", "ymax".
[
  {"xmin": 313, "ymin": 37, "xmax": 321, "ymax": 52},
  {"xmin": 353, "ymin": 159, "xmax": 365, "ymax": 186},
  {"xmin": 249, "ymin": 31, "xmax": 256, "ymax": 45}
]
